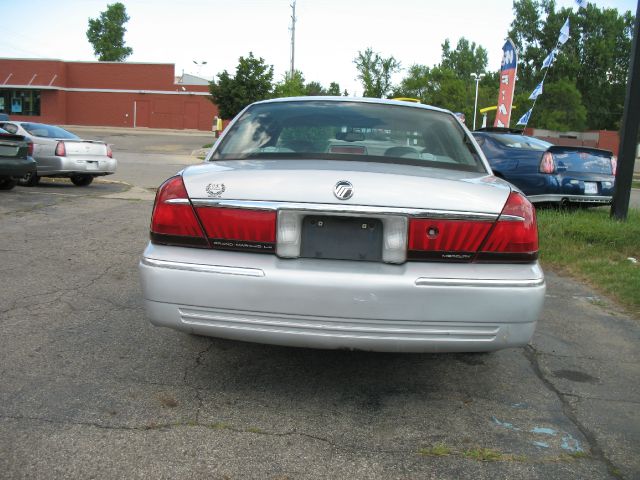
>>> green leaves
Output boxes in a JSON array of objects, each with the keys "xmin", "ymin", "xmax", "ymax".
[
  {"xmin": 86, "ymin": 2, "xmax": 132, "ymax": 62},
  {"xmin": 353, "ymin": 48, "xmax": 401, "ymax": 98},
  {"xmin": 209, "ymin": 53, "xmax": 274, "ymax": 119}
]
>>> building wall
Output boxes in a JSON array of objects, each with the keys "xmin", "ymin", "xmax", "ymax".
[{"xmin": 0, "ymin": 58, "xmax": 217, "ymax": 131}]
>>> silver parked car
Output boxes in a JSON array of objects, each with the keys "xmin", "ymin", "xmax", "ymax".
[
  {"xmin": 139, "ymin": 97, "xmax": 545, "ymax": 353},
  {"xmin": 0, "ymin": 121, "xmax": 117, "ymax": 186}
]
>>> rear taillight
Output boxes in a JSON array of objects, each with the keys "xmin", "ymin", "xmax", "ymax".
[
  {"xmin": 27, "ymin": 142, "xmax": 34, "ymax": 156},
  {"xmin": 408, "ymin": 219, "xmax": 493, "ymax": 261},
  {"xmin": 407, "ymin": 191, "xmax": 538, "ymax": 263},
  {"xmin": 149, "ymin": 175, "xmax": 277, "ymax": 252},
  {"xmin": 539, "ymin": 151, "xmax": 555, "ymax": 174},
  {"xmin": 106, "ymin": 145, "xmax": 113, "ymax": 158},
  {"xmin": 611, "ymin": 155, "xmax": 617, "ymax": 175},
  {"xmin": 55, "ymin": 141, "xmax": 66, "ymax": 156},
  {"xmin": 195, "ymin": 207, "xmax": 276, "ymax": 253},
  {"xmin": 478, "ymin": 191, "xmax": 538, "ymax": 262},
  {"xmin": 150, "ymin": 176, "xmax": 208, "ymax": 248}
]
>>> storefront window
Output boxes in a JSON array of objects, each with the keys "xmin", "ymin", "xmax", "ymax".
[{"xmin": 0, "ymin": 89, "xmax": 41, "ymax": 116}]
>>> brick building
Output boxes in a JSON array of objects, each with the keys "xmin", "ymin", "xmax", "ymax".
[{"xmin": 0, "ymin": 58, "xmax": 218, "ymax": 131}]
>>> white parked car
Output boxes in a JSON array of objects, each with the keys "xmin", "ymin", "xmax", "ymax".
[
  {"xmin": 139, "ymin": 97, "xmax": 545, "ymax": 353},
  {"xmin": 0, "ymin": 121, "xmax": 117, "ymax": 186}
]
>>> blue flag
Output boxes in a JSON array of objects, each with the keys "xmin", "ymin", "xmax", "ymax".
[
  {"xmin": 516, "ymin": 109, "xmax": 532, "ymax": 126},
  {"xmin": 529, "ymin": 81, "xmax": 544, "ymax": 100},
  {"xmin": 558, "ymin": 18, "xmax": 570, "ymax": 45},
  {"xmin": 575, "ymin": 0, "xmax": 587, "ymax": 8},
  {"xmin": 542, "ymin": 49, "xmax": 557, "ymax": 68}
]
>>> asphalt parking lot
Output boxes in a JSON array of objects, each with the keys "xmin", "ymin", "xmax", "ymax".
[{"xmin": 1, "ymin": 128, "xmax": 639, "ymax": 479}]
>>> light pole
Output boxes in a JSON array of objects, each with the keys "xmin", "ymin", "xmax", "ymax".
[
  {"xmin": 192, "ymin": 60, "xmax": 207, "ymax": 78},
  {"xmin": 470, "ymin": 73, "xmax": 485, "ymax": 130}
]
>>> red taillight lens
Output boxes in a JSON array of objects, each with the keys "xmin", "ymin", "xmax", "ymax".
[
  {"xmin": 408, "ymin": 219, "xmax": 493, "ymax": 261},
  {"xmin": 407, "ymin": 192, "xmax": 538, "ymax": 263},
  {"xmin": 195, "ymin": 207, "xmax": 276, "ymax": 253},
  {"xmin": 478, "ymin": 192, "xmax": 538, "ymax": 261},
  {"xmin": 106, "ymin": 145, "xmax": 113, "ymax": 158},
  {"xmin": 150, "ymin": 176, "xmax": 208, "ymax": 247},
  {"xmin": 55, "ymin": 141, "xmax": 66, "ymax": 156},
  {"xmin": 539, "ymin": 151, "xmax": 555, "ymax": 174},
  {"xmin": 611, "ymin": 155, "xmax": 617, "ymax": 175},
  {"xmin": 27, "ymin": 142, "xmax": 34, "ymax": 156}
]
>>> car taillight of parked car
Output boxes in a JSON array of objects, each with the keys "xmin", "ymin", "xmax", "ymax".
[
  {"xmin": 27, "ymin": 142, "xmax": 34, "ymax": 156},
  {"xmin": 55, "ymin": 141, "xmax": 66, "ymax": 157},
  {"xmin": 106, "ymin": 145, "xmax": 113, "ymax": 158},
  {"xmin": 539, "ymin": 151, "xmax": 555, "ymax": 174},
  {"xmin": 611, "ymin": 155, "xmax": 617, "ymax": 175},
  {"xmin": 407, "ymin": 191, "xmax": 538, "ymax": 263},
  {"xmin": 150, "ymin": 176, "xmax": 276, "ymax": 252}
]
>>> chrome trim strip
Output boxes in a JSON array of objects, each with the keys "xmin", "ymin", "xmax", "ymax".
[
  {"xmin": 190, "ymin": 199, "xmax": 499, "ymax": 221},
  {"xmin": 528, "ymin": 194, "xmax": 612, "ymax": 204},
  {"xmin": 415, "ymin": 277, "xmax": 545, "ymax": 288},
  {"xmin": 141, "ymin": 257, "xmax": 265, "ymax": 277},
  {"xmin": 165, "ymin": 198, "xmax": 191, "ymax": 205}
]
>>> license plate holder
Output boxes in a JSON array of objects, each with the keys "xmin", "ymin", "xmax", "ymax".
[
  {"xmin": 86, "ymin": 161, "xmax": 99, "ymax": 171},
  {"xmin": 300, "ymin": 215, "xmax": 383, "ymax": 262},
  {"xmin": 584, "ymin": 182, "xmax": 598, "ymax": 195}
]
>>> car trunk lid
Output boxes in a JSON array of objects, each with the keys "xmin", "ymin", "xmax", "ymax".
[
  {"xmin": 61, "ymin": 140, "xmax": 108, "ymax": 157},
  {"xmin": 181, "ymin": 159, "xmax": 511, "ymax": 214}
]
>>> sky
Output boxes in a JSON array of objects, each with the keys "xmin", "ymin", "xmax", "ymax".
[{"xmin": 0, "ymin": 0, "xmax": 636, "ymax": 95}]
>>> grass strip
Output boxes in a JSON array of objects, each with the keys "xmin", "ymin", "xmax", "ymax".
[{"xmin": 536, "ymin": 207, "xmax": 640, "ymax": 317}]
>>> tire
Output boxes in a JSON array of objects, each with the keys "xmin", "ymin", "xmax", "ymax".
[
  {"xmin": 0, "ymin": 177, "xmax": 17, "ymax": 190},
  {"xmin": 70, "ymin": 174, "xmax": 94, "ymax": 187},
  {"xmin": 18, "ymin": 171, "xmax": 40, "ymax": 187}
]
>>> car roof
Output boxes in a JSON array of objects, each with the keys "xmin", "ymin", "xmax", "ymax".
[{"xmin": 252, "ymin": 96, "xmax": 452, "ymax": 115}]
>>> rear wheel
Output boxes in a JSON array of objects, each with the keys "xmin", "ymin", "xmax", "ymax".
[
  {"xmin": 0, "ymin": 177, "xmax": 17, "ymax": 190},
  {"xmin": 70, "ymin": 174, "xmax": 94, "ymax": 187},
  {"xmin": 18, "ymin": 171, "xmax": 40, "ymax": 187}
]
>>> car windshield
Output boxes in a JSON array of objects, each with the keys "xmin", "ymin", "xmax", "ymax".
[
  {"xmin": 489, "ymin": 134, "xmax": 552, "ymax": 151},
  {"xmin": 211, "ymin": 100, "xmax": 486, "ymax": 173},
  {"xmin": 21, "ymin": 123, "xmax": 79, "ymax": 139}
]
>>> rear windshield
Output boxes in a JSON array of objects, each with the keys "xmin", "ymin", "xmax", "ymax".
[
  {"xmin": 488, "ymin": 134, "xmax": 553, "ymax": 151},
  {"xmin": 21, "ymin": 123, "xmax": 79, "ymax": 139},
  {"xmin": 554, "ymin": 150, "xmax": 613, "ymax": 174},
  {"xmin": 211, "ymin": 100, "xmax": 486, "ymax": 173}
]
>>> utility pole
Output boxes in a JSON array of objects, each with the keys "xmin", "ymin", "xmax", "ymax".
[
  {"xmin": 290, "ymin": 1, "xmax": 296, "ymax": 78},
  {"xmin": 611, "ymin": 0, "xmax": 640, "ymax": 220}
]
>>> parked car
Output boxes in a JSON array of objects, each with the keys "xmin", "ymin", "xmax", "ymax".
[
  {"xmin": 0, "ymin": 127, "xmax": 36, "ymax": 191},
  {"xmin": 0, "ymin": 121, "xmax": 117, "ymax": 186},
  {"xmin": 473, "ymin": 128, "xmax": 616, "ymax": 206},
  {"xmin": 139, "ymin": 97, "xmax": 545, "ymax": 353}
]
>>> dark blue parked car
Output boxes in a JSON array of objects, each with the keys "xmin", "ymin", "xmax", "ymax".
[{"xmin": 473, "ymin": 128, "xmax": 616, "ymax": 206}]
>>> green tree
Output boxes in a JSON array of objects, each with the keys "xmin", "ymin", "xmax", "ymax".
[
  {"xmin": 392, "ymin": 37, "xmax": 495, "ymax": 128},
  {"xmin": 354, "ymin": 48, "xmax": 401, "ymax": 98},
  {"xmin": 530, "ymin": 78, "xmax": 587, "ymax": 130},
  {"xmin": 509, "ymin": 0, "xmax": 634, "ymax": 130},
  {"xmin": 209, "ymin": 52, "xmax": 274, "ymax": 119},
  {"xmin": 86, "ymin": 3, "xmax": 133, "ymax": 61},
  {"xmin": 273, "ymin": 70, "xmax": 306, "ymax": 97},
  {"xmin": 327, "ymin": 82, "xmax": 341, "ymax": 96},
  {"xmin": 440, "ymin": 38, "xmax": 489, "ymax": 78}
]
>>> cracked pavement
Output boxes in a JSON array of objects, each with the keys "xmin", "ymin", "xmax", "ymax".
[{"xmin": 1, "ymin": 130, "xmax": 638, "ymax": 479}]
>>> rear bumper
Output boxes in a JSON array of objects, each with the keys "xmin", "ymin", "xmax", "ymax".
[
  {"xmin": 35, "ymin": 156, "xmax": 117, "ymax": 175},
  {"xmin": 0, "ymin": 156, "xmax": 36, "ymax": 178},
  {"xmin": 139, "ymin": 244, "xmax": 546, "ymax": 353},
  {"xmin": 528, "ymin": 194, "xmax": 612, "ymax": 204}
]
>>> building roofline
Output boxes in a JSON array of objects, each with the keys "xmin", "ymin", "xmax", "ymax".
[{"xmin": 0, "ymin": 57, "xmax": 175, "ymax": 67}]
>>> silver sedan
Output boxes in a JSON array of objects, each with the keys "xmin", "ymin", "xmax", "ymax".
[
  {"xmin": 139, "ymin": 97, "xmax": 545, "ymax": 352},
  {"xmin": 0, "ymin": 121, "xmax": 117, "ymax": 186}
]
